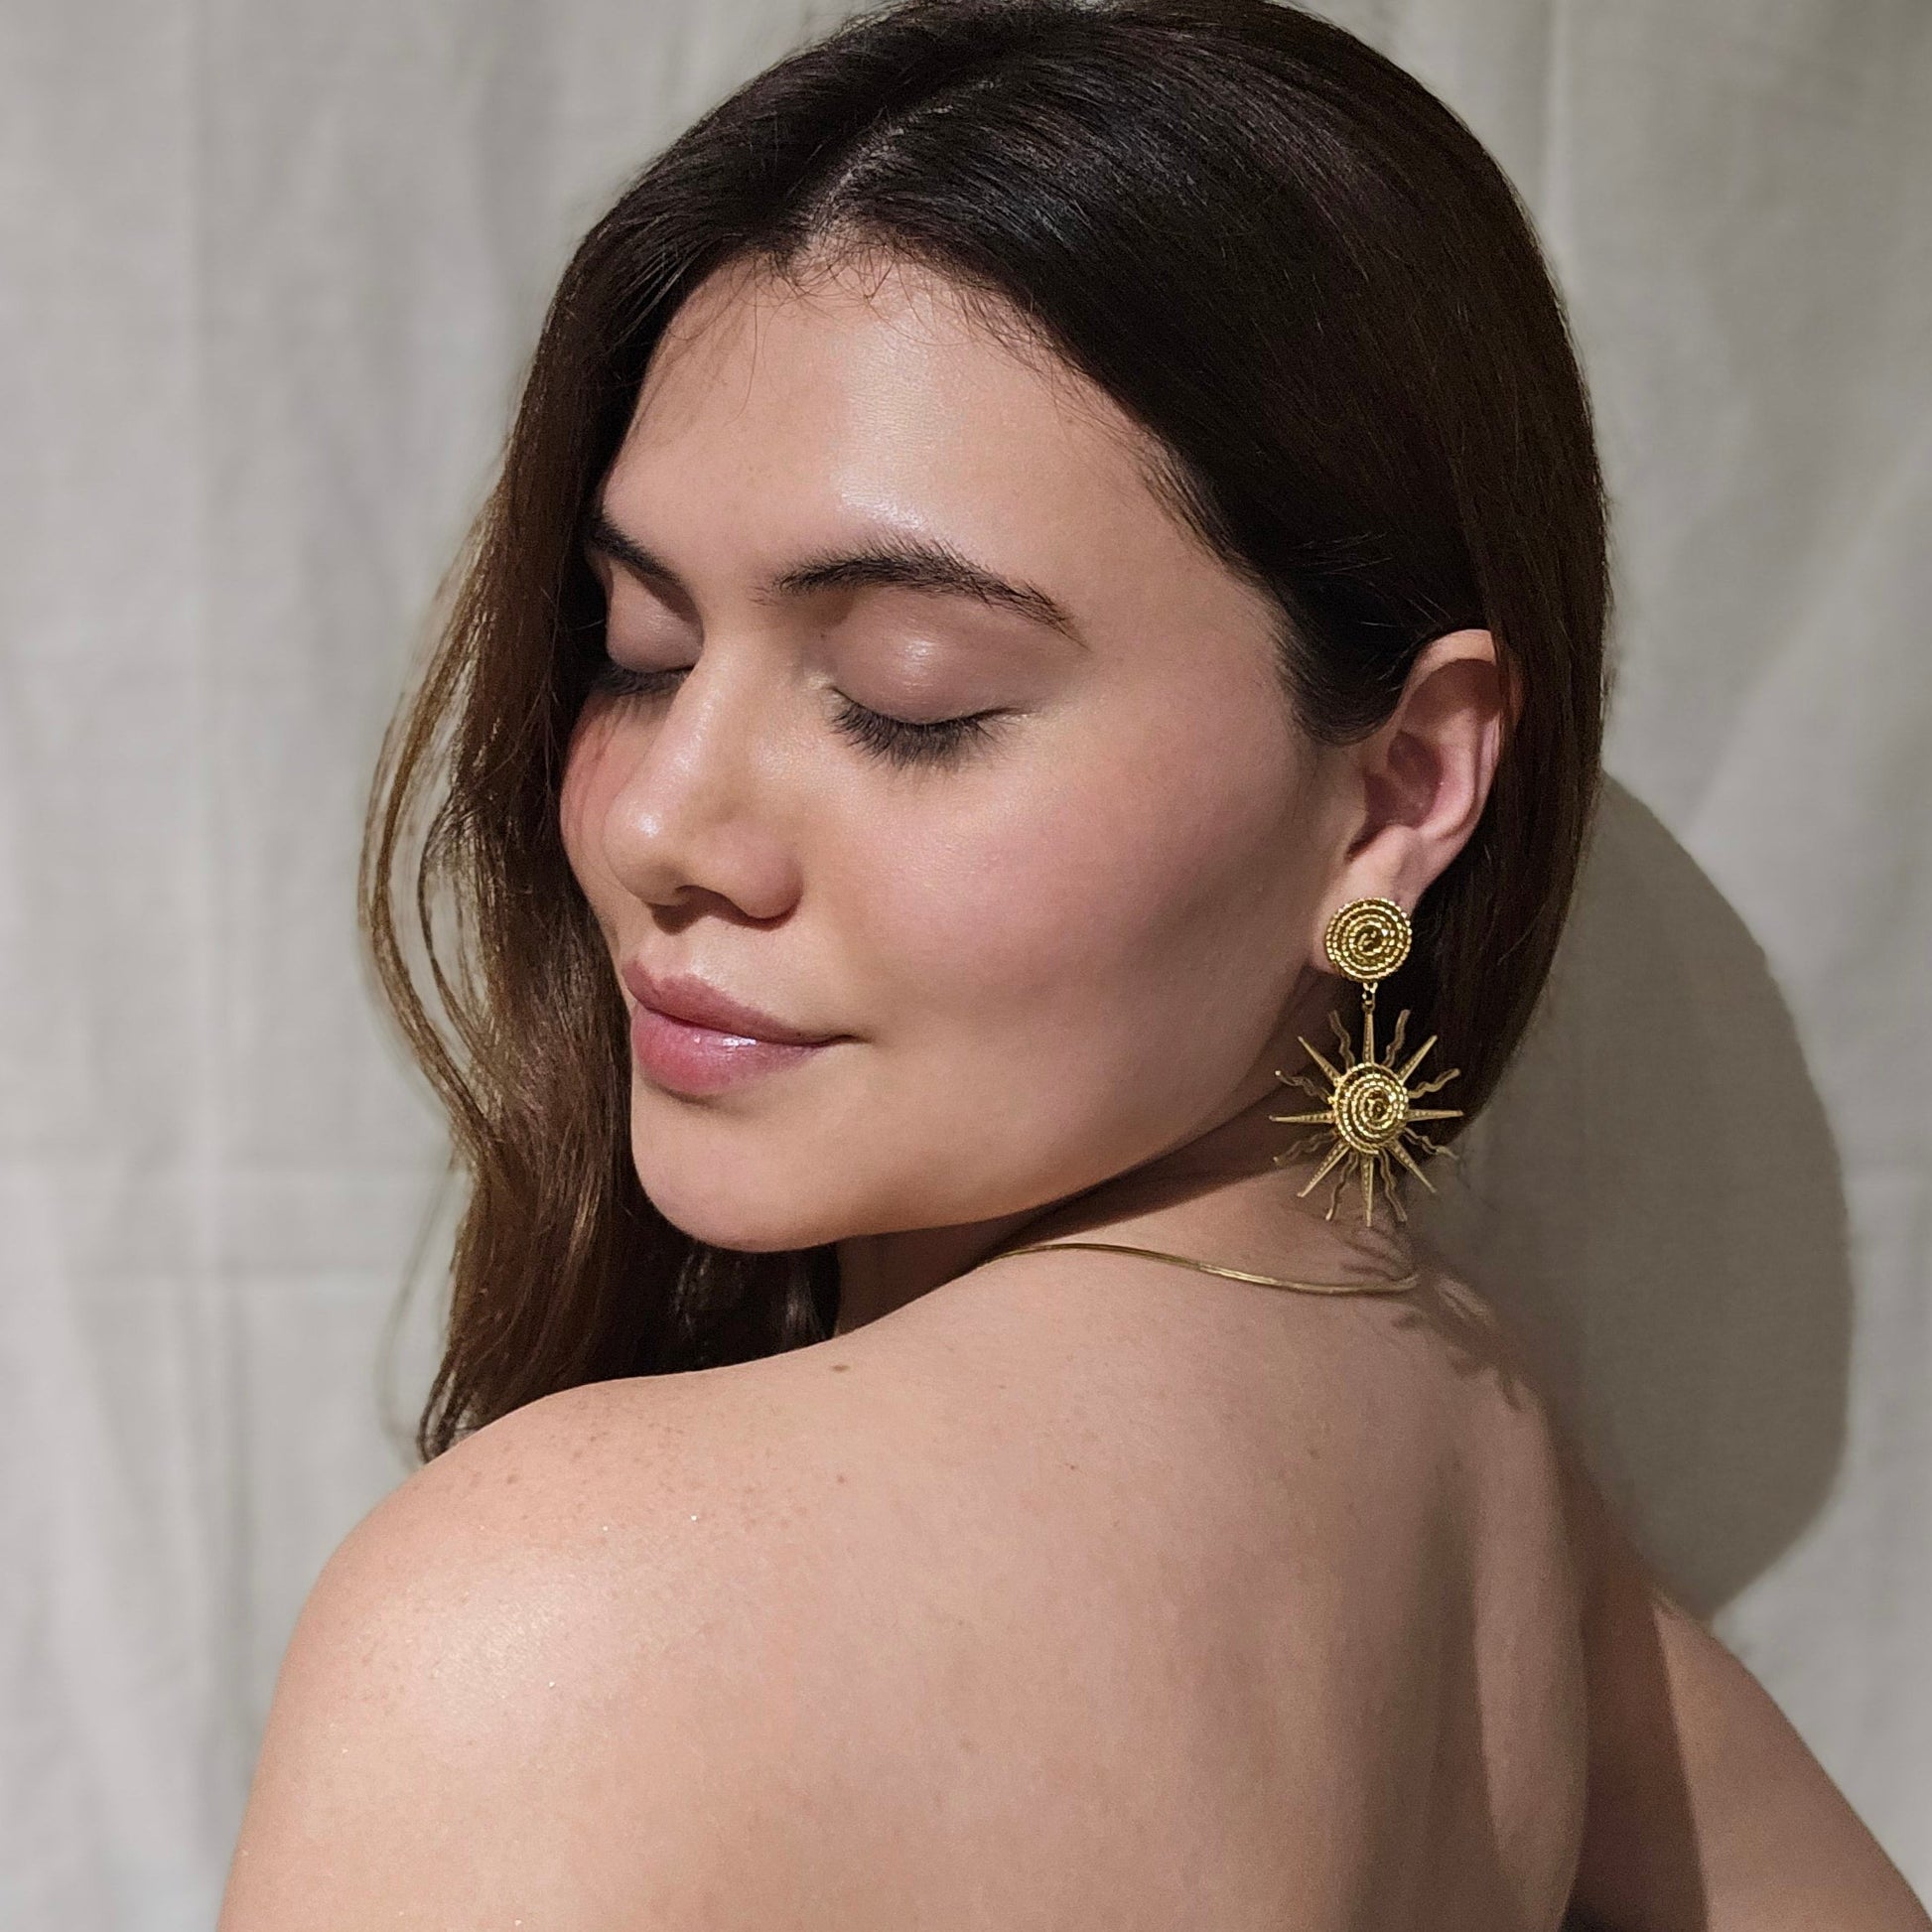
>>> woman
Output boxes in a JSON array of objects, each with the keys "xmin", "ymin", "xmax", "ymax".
[{"xmin": 218, "ymin": 1, "xmax": 1928, "ymax": 1925}]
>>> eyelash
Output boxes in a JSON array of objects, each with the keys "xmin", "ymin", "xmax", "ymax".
[{"xmin": 585, "ymin": 656, "xmax": 1005, "ymax": 770}]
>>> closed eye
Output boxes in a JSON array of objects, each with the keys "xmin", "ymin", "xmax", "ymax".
[
  {"xmin": 830, "ymin": 696, "xmax": 1005, "ymax": 768},
  {"xmin": 585, "ymin": 657, "xmax": 685, "ymax": 706},
  {"xmin": 585, "ymin": 656, "xmax": 1009, "ymax": 770}
]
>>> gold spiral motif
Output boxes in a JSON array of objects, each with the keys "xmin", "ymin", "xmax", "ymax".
[
  {"xmin": 1330, "ymin": 1061, "xmax": 1408, "ymax": 1153},
  {"xmin": 1323, "ymin": 896, "xmax": 1410, "ymax": 984}
]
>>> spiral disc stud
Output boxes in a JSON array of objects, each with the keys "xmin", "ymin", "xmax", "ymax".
[{"xmin": 1322, "ymin": 896, "xmax": 1410, "ymax": 984}]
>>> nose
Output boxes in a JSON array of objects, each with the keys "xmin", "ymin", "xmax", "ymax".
[{"xmin": 595, "ymin": 651, "xmax": 804, "ymax": 922}]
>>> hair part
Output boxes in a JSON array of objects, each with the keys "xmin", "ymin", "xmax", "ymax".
[{"xmin": 361, "ymin": 0, "xmax": 1611, "ymax": 1459}]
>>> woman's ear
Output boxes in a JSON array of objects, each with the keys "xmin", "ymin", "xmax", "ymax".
[{"xmin": 1317, "ymin": 627, "xmax": 1511, "ymax": 932}]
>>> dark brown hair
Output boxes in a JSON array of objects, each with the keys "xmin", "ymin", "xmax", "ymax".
[{"xmin": 361, "ymin": 0, "xmax": 1611, "ymax": 1459}]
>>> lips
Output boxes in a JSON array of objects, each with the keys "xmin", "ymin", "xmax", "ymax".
[
  {"xmin": 619, "ymin": 961, "xmax": 841, "ymax": 1046},
  {"xmin": 621, "ymin": 963, "xmax": 844, "ymax": 1101}
]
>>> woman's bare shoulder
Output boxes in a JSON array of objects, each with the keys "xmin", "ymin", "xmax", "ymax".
[
  {"xmin": 217, "ymin": 1358, "xmax": 836, "ymax": 1927},
  {"xmin": 221, "ymin": 1258, "xmax": 1587, "ymax": 1929}
]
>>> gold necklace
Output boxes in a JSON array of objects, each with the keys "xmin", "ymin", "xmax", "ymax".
[{"xmin": 988, "ymin": 1238, "xmax": 1419, "ymax": 1296}]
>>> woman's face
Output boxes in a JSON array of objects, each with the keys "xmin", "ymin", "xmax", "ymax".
[{"xmin": 560, "ymin": 249, "xmax": 1353, "ymax": 1254}]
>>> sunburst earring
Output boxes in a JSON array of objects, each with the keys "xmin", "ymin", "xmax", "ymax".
[{"xmin": 1268, "ymin": 895, "xmax": 1464, "ymax": 1228}]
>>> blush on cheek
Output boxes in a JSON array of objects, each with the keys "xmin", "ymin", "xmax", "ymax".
[
  {"xmin": 875, "ymin": 722, "xmax": 1289, "ymax": 1014},
  {"xmin": 856, "ymin": 821, "xmax": 1268, "ymax": 1147}
]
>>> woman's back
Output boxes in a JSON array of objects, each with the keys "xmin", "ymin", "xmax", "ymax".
[{"xmin": 220, "ymin": 1248, "xmax": 1587, "ymax": 1929}]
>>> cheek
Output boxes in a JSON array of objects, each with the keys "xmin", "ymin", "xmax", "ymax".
[{"xmin": 825, "ymin": 705, "xmax": 1315, "ymax": 1209}]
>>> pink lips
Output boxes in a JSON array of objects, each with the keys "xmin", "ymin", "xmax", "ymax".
[{"xmin": 621, "ymin": 962, "xmax": 844, "ymax": 1097}]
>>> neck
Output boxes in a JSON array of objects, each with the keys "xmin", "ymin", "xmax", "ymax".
[{"xmin": 830, "ymin": 1078, "xmax": 1421, "ymax": 1338}]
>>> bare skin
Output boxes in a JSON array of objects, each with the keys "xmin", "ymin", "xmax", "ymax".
[
  {"xmin": 221, "ymin": 1249, "xmax": 1587, "ymax": 1929},
  {"xmin": 220, "ymin": 247, "xmax": 1928, "ymax": 1927}
]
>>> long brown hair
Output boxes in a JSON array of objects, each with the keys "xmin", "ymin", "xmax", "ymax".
[{"xmin": 361, "ymin": 0, "xmax": 1611, "ymax": 1459}]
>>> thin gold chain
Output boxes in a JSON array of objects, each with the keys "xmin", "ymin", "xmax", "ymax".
[{"xmin": 987, "ymin": 1239, "xmax": 1419, "ymax": 1296}]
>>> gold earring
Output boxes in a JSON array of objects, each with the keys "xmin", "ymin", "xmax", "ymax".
[{"xmin": 1268, "ymin": 895, "xmax": 1463, "ymax": 1228}]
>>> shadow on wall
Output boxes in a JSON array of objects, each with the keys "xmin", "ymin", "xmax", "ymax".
[{"xmin": 1410, "ymin": 776, "xmax": 1852, "ymax": 1618}]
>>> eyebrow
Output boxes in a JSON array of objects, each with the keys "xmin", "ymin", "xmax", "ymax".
[{"xmin": 583, "ymin": 505, "xmax": 1086, "ymax": 647}]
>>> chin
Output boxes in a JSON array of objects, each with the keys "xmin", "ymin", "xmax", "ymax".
[
  {"xmin": 628, "ymin": 1132, "xmax": 852, "ymax": 1254},
  {"xmin": 635, "ymin": 1174, "xmax": 828, "ymax": 1254}
]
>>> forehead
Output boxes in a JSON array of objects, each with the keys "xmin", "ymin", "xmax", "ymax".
[{"xmin": 604, "ymin": 249, "xmax": 1198, "ymax": 582}]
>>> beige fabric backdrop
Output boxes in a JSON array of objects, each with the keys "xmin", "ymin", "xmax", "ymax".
[{"xmin": 2, "ymin": 0, "xmax": 1926, "ymax": 1920}]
